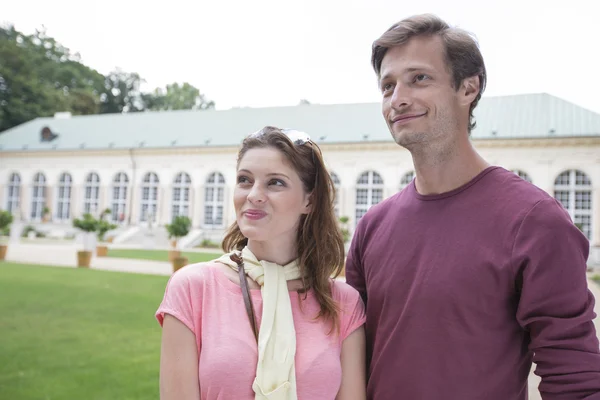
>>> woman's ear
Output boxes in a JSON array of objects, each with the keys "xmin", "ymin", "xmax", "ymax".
[{"xmin": 303, "ymin": 191, "xmax": 313, "ymax": 214}]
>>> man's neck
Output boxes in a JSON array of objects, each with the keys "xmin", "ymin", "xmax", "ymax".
[{"xmin": 410, "ymin": 138, "xmax": 490, "ymax": 196}]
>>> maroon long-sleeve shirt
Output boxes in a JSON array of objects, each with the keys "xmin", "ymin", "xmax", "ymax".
[{"xmin": 346, "ymin": 166, "xmax": 600, "ymax": 399}]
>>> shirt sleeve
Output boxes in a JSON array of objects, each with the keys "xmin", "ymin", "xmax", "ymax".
[
  {"xmin": 335, "ymin": 282, "xmax": 366, "ymax": 342},
  {"xmin": 345, "ymin": 216, "xmax": 368, "ymax": 307},
  {"xmin": 155, "ymin": 265, "xmax": 205, "ymax": 334},
  {"xmin": 513, "ymin": 197, "xmax": 600, "ymax": 399}
]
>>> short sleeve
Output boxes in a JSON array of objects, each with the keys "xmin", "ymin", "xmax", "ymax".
[
  {"xmin": 333, "ymin": 281, "xmax": 366, "ymax": 342},
  {"xmin": 155, "ymin": 264, "xmax": 206, "ymax": 333}
]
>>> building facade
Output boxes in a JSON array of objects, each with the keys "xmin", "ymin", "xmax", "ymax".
[{"xmin": 1, "ymin": 93, "xmax": 599, "ymax": 253}]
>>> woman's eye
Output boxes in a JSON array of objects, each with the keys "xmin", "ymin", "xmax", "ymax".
[{"xmin": 269, "ymin": 179, "xmax": 285, "ymax": 187}]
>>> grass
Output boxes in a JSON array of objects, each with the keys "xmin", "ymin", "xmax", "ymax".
[
  {"xmin": 0, "ymin": 262, "xmax": 170, "ymax": 400},
  {"xmin": 107, "ymin": 248, "xmax": 222, "ymax": 264}
]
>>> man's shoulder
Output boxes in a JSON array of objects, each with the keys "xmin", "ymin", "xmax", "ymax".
[{"xmin": 485, "ymin": 167, "xmax": 555, "ymax": 212}]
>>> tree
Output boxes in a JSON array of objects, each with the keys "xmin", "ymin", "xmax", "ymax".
[
  {"xmin": 0, "ymin": 25, "xmax": 215, "ymax": 132},
  {"xmin": 0, "ymin": 25, "xmax": 106, "ymax": 131},
  {"xmin": 100, "ymin": 69, "xmax": 146, "ymax": 113},
  {"xmin": 146, "ymin": 82, "xmax": 215, "ymax": 111}
]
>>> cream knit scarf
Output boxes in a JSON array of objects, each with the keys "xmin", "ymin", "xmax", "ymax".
[{"xmin": 215, "ymin": 246, "xmax": 301, "ymax": 400}]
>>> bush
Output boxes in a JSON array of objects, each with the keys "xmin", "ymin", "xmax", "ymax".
[
  {"xmin": 96, "ymin": 220, "xmax": 117, "ymax": 241},
  {"xmin": 0, "ymin": 210, "xmax": 13, "ymax": 235},
  {"xmin": 73, "ymin": 214, "xmax": 98, "ymax": 233},
  {"xmin": 199, "ymin": 239, "xmax": 220, "ymax": 248},
  {"xmin": 165, "ymin": 216, "xmax": 191, "ymax": 240},
  {"xmin": 338, "ymin": 216, "xmax": 350, "ymax": 243},
  {"xmin": 21, "ymin": 225, "xmax": 36, "ymax": 238}
]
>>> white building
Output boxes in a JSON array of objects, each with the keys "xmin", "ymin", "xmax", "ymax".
[{"xmin": 0, "ymin": 93, "xmax": 599, "ymax": 258}]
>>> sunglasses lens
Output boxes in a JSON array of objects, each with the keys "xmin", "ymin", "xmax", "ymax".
[
  {"xmin": 248, "ymin": 128, "xmax": 312, "ymax": 145},
  {"xmin": 281, "ymin": 129, "xmax": 311, "ymax": 145}
]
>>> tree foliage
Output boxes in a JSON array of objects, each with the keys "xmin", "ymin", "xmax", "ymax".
[{"xmin": 0, "ymin": 24, "xmax": 214, "ymax": 132}]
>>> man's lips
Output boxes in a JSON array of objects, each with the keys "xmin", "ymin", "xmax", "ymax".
[{"xmin": 391, "ymin": 112, "xmax": 426, "ymax": 124}]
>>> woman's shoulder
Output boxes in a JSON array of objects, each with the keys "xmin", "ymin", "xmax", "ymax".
[
  {"xmin": 329, "ymin": 278, "xmax": 362, "ymax": 304},
  {"xmin": 167, "ymin": 260, "xmax": 223, "ymax": 286}
]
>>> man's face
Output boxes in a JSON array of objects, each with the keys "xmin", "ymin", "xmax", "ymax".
[{"xmin": 379, "ymin": 35, "xmax": 465, "ymax": 149}]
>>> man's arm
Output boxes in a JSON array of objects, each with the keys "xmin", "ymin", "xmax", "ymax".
[
  {"xmin": 514, "ymin": 198, "xmax": 600, "ymax": 399},
  {"xmin": 346, "ymin": 218, "xmax": 367, "ymax": 306}
]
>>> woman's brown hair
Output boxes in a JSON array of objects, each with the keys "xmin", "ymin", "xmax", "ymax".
[{"xmin": 222, "ymin": 126, "xmax": 345, "ymax": 332}]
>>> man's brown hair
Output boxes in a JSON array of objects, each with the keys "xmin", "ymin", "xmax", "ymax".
[{"xmin": 372, "ymin": 14, "xmax": 487, "ymax": 133}]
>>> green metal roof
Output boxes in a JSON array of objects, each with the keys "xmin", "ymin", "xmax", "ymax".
[{"xmin": 1, "ymin": 93, "xmax": 598, "ymax": 152}]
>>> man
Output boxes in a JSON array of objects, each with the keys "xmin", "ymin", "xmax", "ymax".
[{"xmin": 345, "ymin": 13, "xmax": 600, "ymax": 399}]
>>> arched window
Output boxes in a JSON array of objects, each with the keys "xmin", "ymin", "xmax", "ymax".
[
  {"xmin": 6, "ymin": 173, "xmax": 21, "ymax": 215},
  {"xmin": 56, "ymin": 173, "xmax": 73, "ymax": 220},
  {"xmin": 172, "ymin": 172, "xmax": 192, "ymax": 220},
  {"xmin": 204, "ymin": 172, "xmax": 226, "ymax": 227},
  {"xmin": 400, "ymin": 171, "xmax": 415, "ymax": 190},
  {"xmin": 554, "ymin": 170, "xmax": 593, "ymax": 239},
  {"xmin": 84, "ymin": 173, "xmax": 101, "ymax": 215},
  {"xmin": 140, "ymin": 172, "xmax": 160, "ymax": 223},
  {"xmin": 111, "ymin": 172, "xmax": 129, "ymax": 223},
  {"xmin": 31, "ymin": 172, "xmax": 47, "ymax": 221},
  {"xmin": 355, "ymin": 171, "xmax": 384, "ymax": 225}
]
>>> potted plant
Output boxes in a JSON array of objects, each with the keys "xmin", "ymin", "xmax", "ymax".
[
  {"xmin": 172, "ymin": 255, "xmax": 189, "ymax": 272},
  {"xmin": 73, "ymin": 213, "xmax": 98, "ymax": 267},
  {"xmin": 165, "ymin": 216, "xmax": 191, "ymax": 269},
  {"xmin": 42, "ymin": 206, "xmax": 51, "ymax": 222},
  {"xmin": 0, "ymin": 210, "xmax": 14, "ymax": 261},
  {"xmin": 95, "ymin": 209, "xmax": 116, "ymax": 257}
]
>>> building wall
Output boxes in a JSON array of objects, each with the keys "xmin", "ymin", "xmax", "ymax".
[{"xmin": 1, "ymin": 137, "xmax": 599, "ymax": 246}]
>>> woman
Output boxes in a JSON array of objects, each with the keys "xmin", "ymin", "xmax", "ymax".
[{"xmin": 155, "ymin": 126, "xmax": 366, "ymax": 400}]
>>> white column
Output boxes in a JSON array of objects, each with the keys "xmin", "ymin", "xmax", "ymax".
[
  {"xmin": 160, "ymin": 186, "xmax": 170, "ymax": 225},
  {"xmin": 222, "ymin": 185, "xmax": 231, "ymax": 227},
  {"xmin": 71, "ymin": 185, "xmax": 81, "ymax": 219},
  {"xmin": 22, "ymin": 185, "xmax": 32, "ymax": 222},
  {"xmin": 593, "ymin": 187, "xmax": 600, "ymax": 247},
  {"xmin": 129, "ymin": 182, "xmax": 139, "ymax": 224},
  {"xmin": 0, "ymin": 185, "xmax": 5, "ymax": 212},
  {"xmin": 193, "ymin": 185, "xmax": 204, "ymax": 228},
  {"xmin": 188, "ymin": 187, "xmax": 195, "ymax": 227}
]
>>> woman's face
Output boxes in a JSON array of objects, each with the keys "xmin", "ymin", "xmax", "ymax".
[{"xmin": 234, "ymin": 147, "xmax": 311, "ymax": 245}]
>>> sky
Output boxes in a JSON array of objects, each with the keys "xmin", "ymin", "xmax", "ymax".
[{"xmin": 3, "ymin": 0, "xmax": 600, "ymax": 113}]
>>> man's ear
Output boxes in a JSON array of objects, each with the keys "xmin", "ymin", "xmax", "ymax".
[{"xmin": 460, "ymin": 75, "xmax": 480, "ymax": 107}]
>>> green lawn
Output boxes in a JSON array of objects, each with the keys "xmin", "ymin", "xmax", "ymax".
[
  {"xmin": 0, "ymin": 262, "xmax": 170, "ymax": 400},
  {"xmin": 107, "ymin": 248, "xmax": 222, "ymax": 264}
]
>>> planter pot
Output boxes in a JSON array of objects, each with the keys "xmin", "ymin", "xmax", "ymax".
[
  {"xmin": 172, "ymin": 256, "xmax": 188, "ymax": 273},
  {"xmin": 168, "ymin": 250, "xmax": 181, "ymax": 262},
  {"xmin": 0, "ymin": 244, "xmax": 7, "ymax": 261},
  {"xmin": 96, "ymin": 245, "xmax": 108, "ymax": 257},
  {"xmin": 42, "ymin": 215, "xmax": 50, "ymax": 223},
  {"xmin": 170, "ymin": 239, "xmax": 177, "ymax": 248},
  {"xmin": 106, "ymin": 237, "xmax": 114, "ymax": 244},
  {"xmin": 77, "ymin": 251, "xmax": 92, "ymax": 268}
]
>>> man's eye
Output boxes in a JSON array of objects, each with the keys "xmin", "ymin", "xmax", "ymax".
[{"xmin": 382, "ymin": 83, "xmax": 394, "ymax": 92}]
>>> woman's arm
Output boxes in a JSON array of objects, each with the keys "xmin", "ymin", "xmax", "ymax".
[
  {"xmin": 336, "ymin": 326, "xmax": 367, "ymax": 400},
  {"xmin": 160, "ymin": 314, "xmax": 200, "ymax": 400}
]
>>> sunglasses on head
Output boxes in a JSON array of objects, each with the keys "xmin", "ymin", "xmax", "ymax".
[{"xmin": 248, "ymin": 128, "xmax": 313, "ymax": 146}]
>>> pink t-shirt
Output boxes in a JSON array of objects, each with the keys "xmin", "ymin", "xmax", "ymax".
[{"xmin": 155, "ymin": 262, "xmax": 366, "ymax": 400}]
